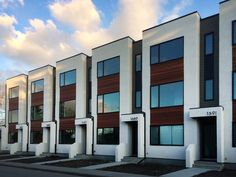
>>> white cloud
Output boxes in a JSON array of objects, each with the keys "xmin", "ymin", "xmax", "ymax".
[{"xmin": 0, "ymin": 0, "xmax": 24, "ymax": 8}]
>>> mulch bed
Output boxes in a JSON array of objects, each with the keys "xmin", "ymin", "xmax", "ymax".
[
  {"xmin": 0, "ymin": 155, "xmax": 29, "ymax": 160},
  {"xmin": 11, "ymin": 156, "xmax": 67, "ymax": 163},
  {"xmin": 194, "ymin": 170, "xmax": 236, "ymax": 177},
  {"xmin": 47, "ymin": 159, "xmax": 112, "ymax": 168},
  {"xmin": 101, "ymin": 163, "xmax": 185, "ymax": 176}
]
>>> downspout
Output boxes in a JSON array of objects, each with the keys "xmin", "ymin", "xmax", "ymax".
[
  {"xmin": 26, "ymin": 78, "xmax": 29, "ymax": 152},
  {"xmin": 90, "ymin": 116, "xmax": 94, "ymax": 156},
  {"xmin": 54, "ymin": 120, "xmax": 57, "ymax": 154},
  {"xmin": 138, "ymin": 111, "xmax": 146, "ymax": 164}
]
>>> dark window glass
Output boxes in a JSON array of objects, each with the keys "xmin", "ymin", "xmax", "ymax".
[
  {"xmin": 205, "ymin": 80, "xmax": 213, "ymax": 100},
  {"xmin": 150, "ymin": 127, "xmax": 159, "ymax": 145},
  {"xmin": 233, "ymin": 123, "xmax": 236, "ymax": 147},
  {"xmin": 135, "ymin": 91, "xmax": 141, "ymax": 108},
  {"xmin": 88, "ymin": 67, "xmax": 92, "ymax": 82},
  {"xmin": 8, "ymin": 110, "xmax": 18, "ymax": 123},
  {"xmin": 31, "ymin": 105, "xmax": 43, "ymax": 120},
  {"xmin": 150, "ymin": 45, "xmax": 159, "ymax": 64},
  {"xmin": 9, "ymin": 87, "xmax": 19, "ymax": 98},
  {"xmin": 59, "ymin": 129, "xmax": 75, "ymax": 144},
  {"xmin": 60, "ymin": 100, "xmax": 76, "ymax": 118},
  {"xmin": 97, "ymin": 57, "xmax": 120, "ymax": 77},
  {"xmin": 32, "ymin": 79, "xmax": 44, "ymax": 93},
  {"xmin": 159, "ymin": 38, "xmax": 184, "ymax": 62},
  {"xmin": 98, "ymin": 92, "xmax": 119, "ymax": 113},
  {"xmin": 234, "ymin": 72, "xmax": 236, "ymax": 100},
  {"xmin": 135, "ymin": 55, "xmax": 142, "ymax": 71},
  {"xmin": 151, "ymin": 86, "xmax": 158, "ymax": 108},
  {"xmin": 60, "ymin": 70, "xmax": 76, "ymax": 86},
  {"xmin": 8, "ymin": 132, "xmax": 17, "ymax": 144},
  {"xmin": 30, "ymin": 131, "xmax": 42, "ymax": 144},
  {"xmin": 97, "ymin": 127, "xmax": 119, "ymax": 144},
  {"xmin": 233, "ymin": 21, "xmax": 236, "ymax": 45},
  {"xmin": 205, "ymin": 33, "xmax": 214, "ymax": 55},
  {"xmin": 160, "ymin": 81, "xmax": 183, "ymax": 107},
  {"xmin": 150, "ymin": 125, "xmax": 184, "ymax": 146},
  {"xmin": 88, "ymin": 98, "xmax": 91, "ymax": 114}
]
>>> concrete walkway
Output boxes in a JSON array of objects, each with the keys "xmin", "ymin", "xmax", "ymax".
[
  {"xmin": 160, "ymin": 168, "xmax": 213, "ymax": 177},
  {"xmin": 80, "ymin": 162, "xmax": 129, "ymax": 170}
]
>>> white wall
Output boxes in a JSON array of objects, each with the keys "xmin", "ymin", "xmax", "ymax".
[
  {"xmin": 219, "ymin": 0, "xmax": 236, "ymax": 163},
  {"xmin": 27, "ymin": 65, "xmax": 55, "ymax": 152},
  {"xmin": 92, "ymin": 37, "xmax": 133, "ymax": 156},
  {"xmin": 142, "ymin": 13, "xmax": 200, "ymax": 160},
  {"xmin": 55, "ymin": 54, "xmax": 88, "ymax": 153}
]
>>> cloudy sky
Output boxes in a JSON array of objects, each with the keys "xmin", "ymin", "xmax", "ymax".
[{"xmin": 0, "ymin": 0, "xmax": 221, "ymax": 81}]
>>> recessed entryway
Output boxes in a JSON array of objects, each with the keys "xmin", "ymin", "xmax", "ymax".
[{"xmin": 129, "ymin": 122, "xmax": 138, "ymax": 157}]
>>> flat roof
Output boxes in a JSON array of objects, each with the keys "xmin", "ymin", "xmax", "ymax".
[
  {"xmin": 56, "ymin": 53, "xmax": 90, "ymax": 63},
  {"xmin": 28, "ymin": 64, "xmax": 55, "ymax": 73},
  {"xmin": 6, "ymin": 74, "xmax": 28, "ymax": 81}
]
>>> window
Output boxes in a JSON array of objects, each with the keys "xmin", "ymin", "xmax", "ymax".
[
  {"xmin": 150, "ymin": 125, "xmax": 184, "ymax": 146},
  {"xmin": 59, "ymin": 129, "xmax": 75, "ymax": 144},
  {"xmin": 97, "ymin": 92, "xmax": 120, "ymax": 113},
  {"xmin": 233, "ymin": 123, "xmax": 236, "ymax": 147},
  {"xmin": 60, "ymin": 70, "xmax": 76, "ymax": 86},
  {"xmin": 135, "ymin": 54, "xmax": 142, "ymax": 72},
  {"xmin": 8, "ymin": 110, "xmax": 18, "ymax": 123},
  {"xmin": 205, "ymin": 80, "xmax": 213, "ymax": 100},
  {"xmin": 135, "ymin": 54, "xmax": 142, "ymax": 109},
  {"xmin": 150, "ymin": 37, "xmax": 184, "ymax": 64},
  {"xmin": 151, "ymin": 81, "xmax": 183, "ymax": 108},
  {"xmin": 60, "ymin": 100, "xmax": 76, "ymax": 118},
  {"xmin": 8, "ymin": 132, "xmax": 17, "ymax": 144},
  {"xmin": 88, "ymin": 67, "xmax": 92, "ymax": 82},
  {"xmin": 9, "ymin": 87, "xmax": 19, "ymax": 98},
  {"xmin": 233, "ymin": 21, "xmax": 236, "ymax": 45},
  {"xmin": 233, "ymin": 72, "xmax": 236, "ymax": 100},
  {"xmin": 31, "ymin": 79, "xmax": 44, "ymax": 93},
  {"xmin": 135, "ymin": 91, "xmax": 142, "ymax": 108},
  {"xmin": 97, "ymin": 57, "xmax": 120, "ymax": 77},
  {"xmin": 205, "ymin": 33, "xmax": 214, "ymax": 55},
  {"xmin": 97, "ymin": 127, "xmax": 119, "ymax": 144},
  {"xmin": 30, "ymin": 131, "xmax": 42, "ymax": 144},
  {"xmin": 31, "ymin": 105, "xmax": 43, "ymax": 120}
]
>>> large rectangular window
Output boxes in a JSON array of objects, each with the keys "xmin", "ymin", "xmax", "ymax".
[
  {"xmin": 150, "ymin": 37, "xmax": 184, "ymax": 64},
  {"xmin": 31, "ymin": 79, "xmax": 44, "ymax": 93},
  {"xmin": 97, "ymin": 92, "xmax": 120, "ymax": 113},
  {"xmin": 205, "ymin": 80, "xmax": 213, "ymax": 101},
  {"xmin": 59, "ymin": 129, "xmax": 75, "ymax": 144},
  {"xmin": 135, "ymin": 54, "xmax": 142, "ymax": 109},
  {"xmin": 150, "ymin": 125, "xmax": 184, "ymax": 146},
  {"xmin": 8, "ymin": 110, "xmax": 18, "ymax": 123},
  {"xmin": 135, "ymin": 91, "xmax": 142, "ymax": 108},
  {"xmin": 30, "ymin": 131, "xmax": 42, "ymax": 144},
  {"xmin": 9, "ymin": 87, "xmax": 19, "ymax": 98},
  {"xmin": 60, "ymin": 100, "xmax": 76, "ymax": 118},
  {"xmin": 233, "ymin": 21, "xmax": 236, "ymax": 45},
  {"xmin": 205, "ymin": 33, "xmax": 214, "ymax": 55},
  {"xmin": 60, "ymin": 70, "xmax": 76, "ymax": 86},
  {"xmin": 97, "ymin": 127, "xmax": 119, "ymax": 144},
  {"xmin": 31, "ymin": 105, "xmax": 43, "ymax": 120},
  {"xmin": 151, "ymin": 86, "xmax": 158, "ymax": 108},
  {"xmin": 8, "ymin": 132, "xmax": 17, "ymax": 144},
  {"xmin": 97, "ymin": 57, "xmax": 120, "ymax": 77}
]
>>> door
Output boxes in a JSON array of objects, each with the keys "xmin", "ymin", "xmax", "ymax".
[
  {"xmin": 200, "ymin": 118, "xmax": 217, "ymax": 160},
  {"xmin": 81, "ymin": 125, "xmax": 87, "ymax": 154},
  {"xmin": 47, "ymin": 128, "xmax": 50, "ymax": 152},
  {"xmin": 131, "ymin": 122, "xmax": 138, "ymax": 156}
]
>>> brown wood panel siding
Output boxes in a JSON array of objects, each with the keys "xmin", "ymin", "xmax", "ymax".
[
  {"xmin": 59, "ymin": 118, "xmax": 75, "ymax": 130},
  {"xmin": 233, "ymin": 101, "xmax": 236, "ymax": 122},
  {"xmin": 8, "ymin": 123, "xmax": 17, "ymax": 132},
  {"xmin": 151, "ymin": 59, "xmax": 184, "ymax": 85},
  {"xmin": 9, "ymin": 98, "xmax": 18, "ymax": 110},
  {"xmin": 97, "ymin": 112, "xmax": 119, "ymax": 128},
  {"xmin": 151, "ymin": 106, "xmax": 184, "ymax": 125},
  {"xmin": 233, "ymin": 46, "xmax": 236, "ymax": 71},
  {"xmin": 98, "ymin": 74, "xmax": 119, "ymax": 95},
  {"xmin": 60, "ymin": 84, "xmax": 76, "ymax": 102},
  {"xmin": 31, "ymin": 120, "xmax": 43, "ymax": 131},
  {"xmin": 31, "ymin": 92, "xmax": 44, "ymax": 106}
]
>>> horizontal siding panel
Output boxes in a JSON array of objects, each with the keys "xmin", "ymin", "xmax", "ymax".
[
  {"xmin": 31, "ymin": 120, "xmax": 43, "ymax": 131},
  {"xmin": 98, "ymin": 74, "xmax": 119, "ymax": 95},
  {"xmin": 9, "ymin": 98, "xmax": 18, "ymax": 110},
  {"xmin": 151, "ymin": 106, "xmax": 183, "ymax": 125},
  {"xmin": 8, "ymin": 123, "xmax": 17, "ymax": 132},
  {"xmin": 31, "ymin": 92, "xmax": 44, "ymax": 106},
  {"xmin": 97, "ymin": 112, "xmax": 119, "ymax": 128},
  {"xmin": 233, "ymin": 46, "xmax": 236, "ymax": 71},
  {"xmin": 151, "ymin": 59, "xmax": 184, "ymax": 85},
  {"xmin": 60, "ymin": 84, "xmax": 76, "ymax": 102},
  {"xmin": 59, "ymin": 118, "xmax": 75, "ymax": 130}
]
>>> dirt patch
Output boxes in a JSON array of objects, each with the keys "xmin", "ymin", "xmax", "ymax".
[
  {"xmin": 47, "ymin": 159, "xmax": 112, "ymax": 168},
  {"xmin": 102, "ymin": 163, "xmax": 185, "ymax": 176},
  {"xmin": 11, "ymin": 156, "xmax": 67, "ymax": 163},
  {"xmin": 194, "ymin": 170, "xmax": 236, "ymax": 177}
]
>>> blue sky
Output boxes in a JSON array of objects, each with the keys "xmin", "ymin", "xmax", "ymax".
[{"xmin": 0, "ymin": 0, "xmax": 223, "ymax": 81}]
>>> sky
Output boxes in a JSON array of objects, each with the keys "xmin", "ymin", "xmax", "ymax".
[{"xmin": 0, "ymin": 0, "xmax": 222, "ymax": 82}]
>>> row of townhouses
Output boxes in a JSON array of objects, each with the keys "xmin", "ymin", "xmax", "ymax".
[{"xmin": 0, "ymin": 0, "xmax": 236, "ymax": 168}]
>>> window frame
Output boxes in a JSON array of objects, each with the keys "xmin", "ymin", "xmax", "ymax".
[
  {"xmin": 97, "ymin": 56, "xmax": 120, "ymax": 78},
  {"xmin": 97, "ymin": 127, "xmax": 119, "ymax": 145},
  {"xmin": 8, "ymin": 132, "xmax": 18, "ymax": 144},
  {"xmin": 60, "ymin": 69, "xmax": 76, "ymax": 87},
  {"xmin": 9, "ymin": 86, "xmax": 19, "ymax": 99},
  {"xmin": 30, "ymin": 131, "xmax": 43, "ymax": 144},
  {"xmin": 97, "ymin": 92, "xmax": 120, "ymax": 114},
  {"xmin": 59, "ymin": 129, "xmax": 75, "ymax": 144},
  {"xmin": 31, "ymin": 79, "xmax": 44, "ymax": 93},
  {"xmin": 204, "ymin": 79, "xmax": 214, "ymax": 101},
  {"xmin": 150, "ymin": 81, "xmax": 184, "ymax": 109},
  {"xmin": 150, "ymin": 125, "xmax": 184, "ymax": 146},
  {"xmin": 233, "ymin": 72, "xmax": 236, "ymax": 100},
  {"xmin": 135, "ymin": 54, "xmax": 142, "ymax": 109},
  {"xmin": 59, "ymin": 100, "xmax": 76, "ymax": 118},
  {"xmin": 233, "ymin": 20, "xmax": 236, "ymax": 45},
  {"xmin": 31, "ymin": 105, "xmax": 44, "ymax": 121},
  {"xmin": 8, "ymin": 109, "xmax": 18, "ymax": 124},
  {"xmin": 204, "ymin": 32, "xmax": 214, "ymax": 56},
  {"xmin": 150, "ymin": 37, "xmax": 184, "ymax": 65}
]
